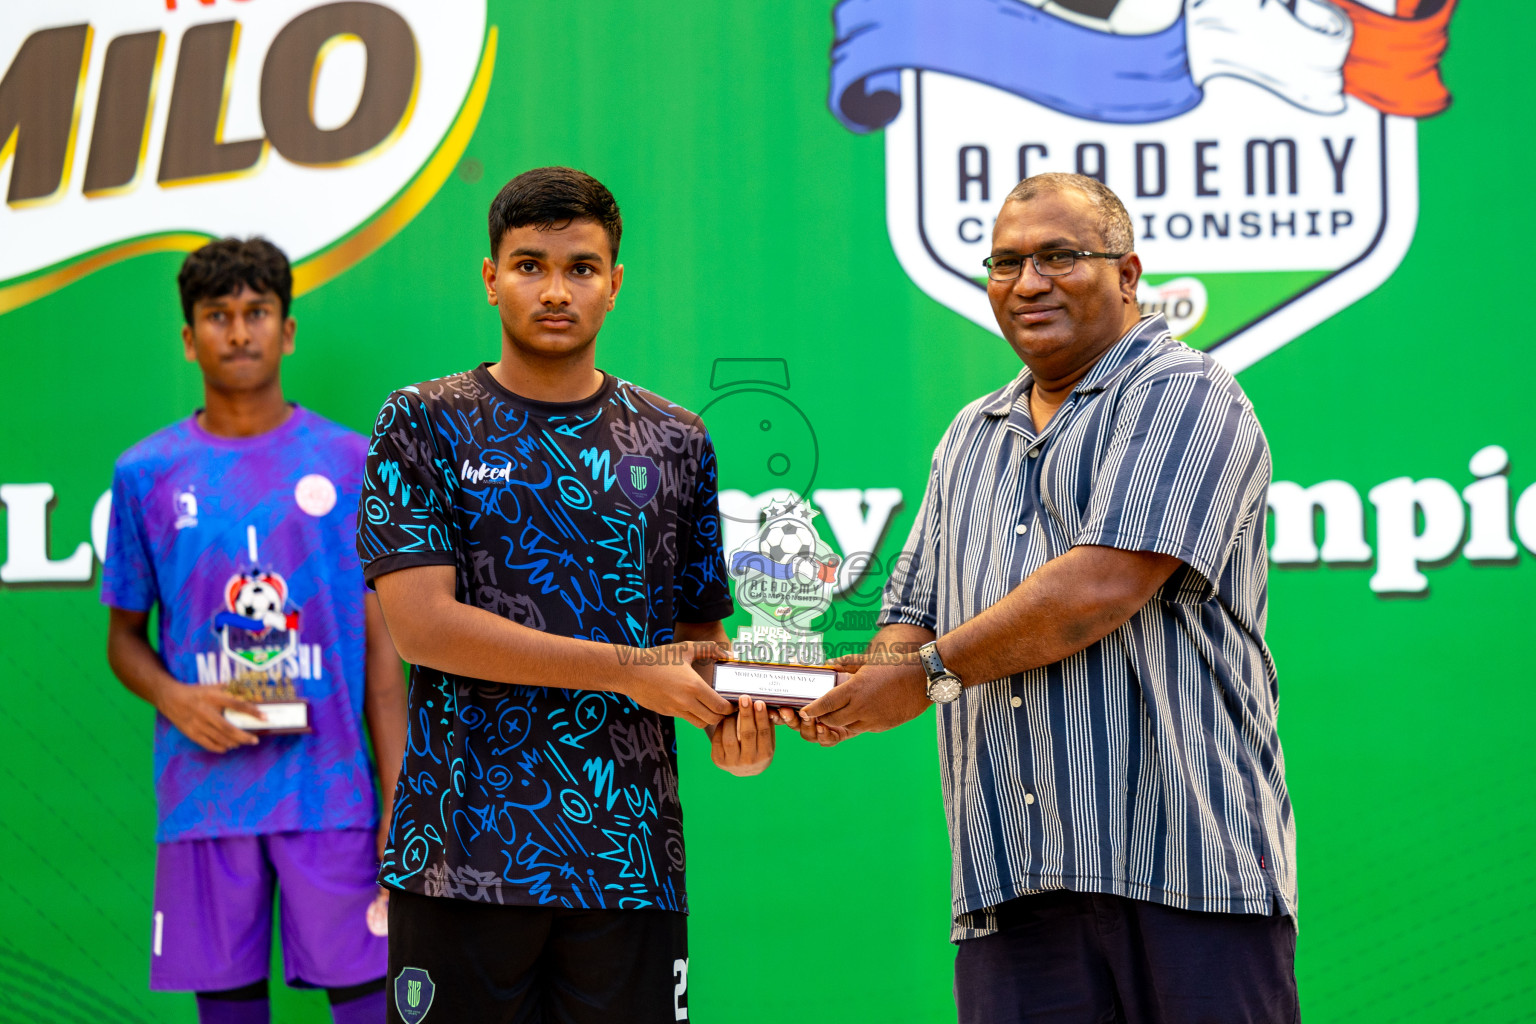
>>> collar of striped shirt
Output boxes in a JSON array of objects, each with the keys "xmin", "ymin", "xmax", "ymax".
[{"xmin": 977, "ymin": 313, "xmax": 1170, "ymax": 419}]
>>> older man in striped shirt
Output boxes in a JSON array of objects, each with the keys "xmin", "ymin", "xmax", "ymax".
[{"xmin": 802, "ymin": 173, "xmax": 1298, "ymax": 1023}]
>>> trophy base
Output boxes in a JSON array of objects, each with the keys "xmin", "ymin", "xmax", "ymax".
[
  {"xmin": 701, "ymin": 660, "xmax": 847, "ymax": 710},
  {"xmin": 224, "ymin": 700, "xmax": 311, "ymax": 734}
]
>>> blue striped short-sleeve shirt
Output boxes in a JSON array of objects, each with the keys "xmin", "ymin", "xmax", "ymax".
[{"xmin": 882, "ymin": 314, "xmax": 1296, "ymax": 941}]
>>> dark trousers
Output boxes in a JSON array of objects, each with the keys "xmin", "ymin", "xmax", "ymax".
[
  {"xmin": 387, "ymin": 888, "xmax": 690, "ymax": 1024},
  {"xmin": 955, "ymin": 891, "xmax": 1299, "ymax": 1024}
]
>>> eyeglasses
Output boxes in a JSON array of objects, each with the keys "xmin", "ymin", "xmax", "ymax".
[{"xmin": 982, "ymin": 249, "xmax": 1126, "ymax": 281}]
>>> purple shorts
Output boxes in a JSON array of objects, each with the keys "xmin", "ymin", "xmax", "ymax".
[{"xmin": 151, "ymin": 829, "xmax": 386, "ymax": 992}]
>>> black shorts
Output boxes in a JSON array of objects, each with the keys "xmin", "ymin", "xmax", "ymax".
[
  {"xmin": 955, "ymin": 891, "xmax": 1298, "ymax": 1024},
  {"xmin": 387, "ymin": 888, "xmax": 690, "ymax": 1024}
]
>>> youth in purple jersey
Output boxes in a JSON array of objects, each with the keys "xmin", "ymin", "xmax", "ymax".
[
  {"xmin": 102, "ymin": 238, "xmax": 407, "ymax": 1024},
  {"xmin": 107, "ymin": 408, "xmax": 377, "ymax": 841}
]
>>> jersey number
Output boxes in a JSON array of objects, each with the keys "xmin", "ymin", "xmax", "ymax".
[{"xmin": 673, "ymin": 958, "xmax": 689, "ymax": 1020}]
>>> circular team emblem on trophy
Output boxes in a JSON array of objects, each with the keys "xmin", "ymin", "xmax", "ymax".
[
  {"xmin": 216, "ymin": 570, "xmax": 301, "ymax": 670},
  {"xmin": 730, "ymin": 497, "xmax": 841, "ymax": 662},
  {"xmin": 208, "ymin": 528, "xmax": 311, "ymax": 733},
  {"xmin": 707, "ymin": 497, "xmax": 849, "ymax": 708}
]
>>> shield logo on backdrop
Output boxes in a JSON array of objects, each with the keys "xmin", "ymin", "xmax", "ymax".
[
  {"xmin": 394, "ymin": 967, "xmax": 435, "ymax": 1023},
  {"xmin": 827, "ymin": 0, "xmax": 1457, "ymax": 372},
  {"xmin": 616, "ymin": 454, "xmax": 662, "ymax": 508}
]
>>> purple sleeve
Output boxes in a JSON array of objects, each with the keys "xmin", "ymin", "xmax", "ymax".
[{"xmin": 100, "ymin": 465, "xmax": 156, "ymax": 612}]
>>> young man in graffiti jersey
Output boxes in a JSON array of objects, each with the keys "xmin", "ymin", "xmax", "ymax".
[
  {"xmin": 360, "ymin": 166, "xmax": 781, "ymax": 1023},
  {"xmin": 102, "ymin": 238, "xmax": 408, "ymax": 1024}
]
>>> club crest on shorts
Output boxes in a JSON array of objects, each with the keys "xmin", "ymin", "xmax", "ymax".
[
  {"xmin": 826, "ymin": 0, "xmax": 1457, "ymax": 372},
  {"xmin": 394, "ymin": 967, "xmax": 435, "ymax": 1023},
  {"xmin": 616, "ymin": 454, "xmax": 662, "ymax": 507}
]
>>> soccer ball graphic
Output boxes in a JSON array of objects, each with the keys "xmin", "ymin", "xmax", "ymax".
[
  {"xmin": 237, "ymin": 580, "xmax": 282, "ymax": 620},
  {"xmin": 760, "ymin": 519, "xmax": 812, "ymax": 563},
  {"xmin": 225, "ymin": 572, "xmax": 290, "ymax": 631}
]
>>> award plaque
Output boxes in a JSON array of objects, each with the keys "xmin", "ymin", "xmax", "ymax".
[
  {"xmin": 212, "ymin": 559, "xmax": 312, "ymax": 733},
  {"xmin": 714, "ymin": 497, "xmax": 848, "ymax": 708},
  {"xmin": 222, "ymin": 678, "xmax": 312, "ymax": 734},
  {"xmin": 700, "ymin": 659, "xmax": 847, "ymax": 710}
]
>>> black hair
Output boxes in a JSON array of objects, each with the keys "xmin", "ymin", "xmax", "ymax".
[
  {"xmin": 177, "ymin": 237, "xmax": 293, "ymax": 325},
  {"xmin": 487, "ymin": 167, "xmax": 622, "ymax": 262},
  {"xmin": 1006, "ymin": 172, "xmax": 1134, "ymax": 254}
]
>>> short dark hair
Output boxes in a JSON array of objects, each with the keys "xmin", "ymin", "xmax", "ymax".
[
  {"xmin": 177, "ymin": 237, "xmax": 293, "ymax": 325},
  {"xmin": 1006, "ymin": 173, "xmax": 1134, "ymax": 254},
  {"xmin": 487, "ymin": 167, "xmax": 622, "ymax": 262}
]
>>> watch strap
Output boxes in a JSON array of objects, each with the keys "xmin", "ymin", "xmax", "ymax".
[{"xmin": 918, "ymin": 641, "xmax": 946, "ymax": 681}]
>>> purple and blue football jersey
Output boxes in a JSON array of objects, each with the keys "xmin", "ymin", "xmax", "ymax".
[{"xmin": 102, "ymin": 406, "xmax": 377, "ymax": 842}]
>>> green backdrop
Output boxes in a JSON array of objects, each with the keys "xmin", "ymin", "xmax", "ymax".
[{"xmin": 2, "ymin": 1, "xmax": 1532, "ymax": 1021}]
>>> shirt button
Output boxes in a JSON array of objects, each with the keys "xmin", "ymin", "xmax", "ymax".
[
  {"xmin": 1024, "ymin": 793, "xmax": 1036, "ymax": 805},
  {"xmin": 1028, "ymin": 448, "xmax": 1041, "ymax": 459},
  {"xmin": 1014, "ymin": 523, "xmax": 1028, "ymax": 535},
  {"xmin": 1010, "ymin": 696, "xmax": 1022, "ymax": 708}
]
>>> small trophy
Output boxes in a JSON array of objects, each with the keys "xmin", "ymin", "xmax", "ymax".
[
  {"xmin": 703, "ymin": 497, "xmax": 849, "ymax": 708},
  {"xmin": 213, "ymin": 566, "xmax": 311, "ymax": 733},
  {"xmin": 222, "ymin": 677, "xmax": 311, "ymax": 733}
]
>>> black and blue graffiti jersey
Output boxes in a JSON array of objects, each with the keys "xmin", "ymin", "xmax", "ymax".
[{"xmin": 357, "ymin": 365, "xmax": 733, "ymax": 911}]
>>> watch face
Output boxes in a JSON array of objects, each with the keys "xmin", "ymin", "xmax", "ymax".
[{"xmin": 927, "ymin": 674, "xmax": 962, "ymax": 704}]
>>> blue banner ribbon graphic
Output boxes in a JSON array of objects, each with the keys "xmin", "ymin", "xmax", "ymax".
[
  {"xmin": 732, "ymin": 551, "xmax": 799, "ymax": 581},
  {"xmin": 214, "ymin": 610, "xmax": 269, "ymax": 634},
  {"xmin": 829, "ymin": 0, "xmax": 1202, "ymax": 130}
]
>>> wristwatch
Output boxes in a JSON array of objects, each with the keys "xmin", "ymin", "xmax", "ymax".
[{"xmin": 918, "ymin": 641, "xmax": 963, "ymax": 704}]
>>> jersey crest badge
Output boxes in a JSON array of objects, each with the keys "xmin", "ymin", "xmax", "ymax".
[
  {"xmin": 172, "ymin": 487, "xmax": 198, "ymax": 530},
  {"xmin": 827, "ymin": 0, "xmax": 1456, "ymax": 371},
  {"xmin": 616, "ymin": 454, "xmax": 661, "ymax": 508}
]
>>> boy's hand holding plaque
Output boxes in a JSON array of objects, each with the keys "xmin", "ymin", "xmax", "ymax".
[
  {"xmin": 213, "ymin": 579, "xmax": 311, "ymax": 734},
  {"xmin": 222, "ymin": 677, "xmax": 311, "ymax": 734}
]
